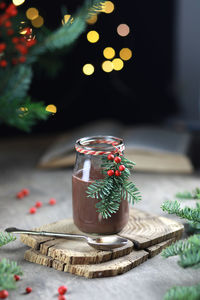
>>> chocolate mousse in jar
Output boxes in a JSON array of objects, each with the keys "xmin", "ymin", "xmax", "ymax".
[{"xmin": 72, "ymin": 136, "xmax": 129, "ymax": 234}]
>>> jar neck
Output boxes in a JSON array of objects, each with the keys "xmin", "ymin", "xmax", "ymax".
[{"xmin": 75, "ymin": 136, "xmax": 124, "ymax": 156}]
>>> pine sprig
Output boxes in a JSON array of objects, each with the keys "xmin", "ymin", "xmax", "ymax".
[
  {"xmin": 0, "ymin": 259, "xmax": 23, "ymax": 290},
  {"xmin": 161, "ymin": 200, "xmax": 200, "ymax": 223},
  {"xmin": 0, "ymin": 232, "xmax": 16, "ymax": 247},
  {"xmin": 176, "ymin": 188, "xmax": 200, "ymax": 200},
  {"xmin": 87, "ymin": 154, "xmax": 141, "ymax": 218},
  {"xmin": 164, "ymin": 283, "xmax": 200, "ymax": 300}
]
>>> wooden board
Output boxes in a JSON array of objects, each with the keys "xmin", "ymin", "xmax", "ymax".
[
  {"xmin": 24, "ymin": 237, "xmax": 180, "ymax": 278},
  {"xmin": 24, "ymin": 248, "xmax": 149, "ymax": 278}
]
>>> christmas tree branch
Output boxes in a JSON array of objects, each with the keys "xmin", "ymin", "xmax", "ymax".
[
  {"xmin": 0, "ymin": 259, "xmax": 23, "ymax": 290},
  {"xmin": 164, "ymin": 283, "xmax": 200, "ymax": 300},
  {"xmin": 176, "ymin": 188, "xmax": 200, "ymax": 200},
  {"xmin": 0, "ymin": 232, "xmax": 16, "ymax": 247}
]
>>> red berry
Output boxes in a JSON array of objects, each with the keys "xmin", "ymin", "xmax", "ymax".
[
  {"xmin": 6, "ymin": 4, "xmax": 17, "ymax": 17},
  {"xmin": 0, "ymin": 290, "xmax": 9, "ymax": 299},
  {"xmin": 0, "ymin": 2, "xmax": 6, "ymax": 9},
  {"xmin": 49, "ymin": 198, "xmax": 56, "ymax": 205},
  {"xmin": 14, "ymin": 274, "xmax": 20, "ymax": 281},
  {"xmin": 107, "ymin": 154, "xmax": 114, "ymax": 161},
  {"xmin": 21, "ymin": 188, "xmax": 30, "ymax": 196},
  {"xmin": 115, "ymin": 170, "xmax": 121, "ymax": 176},
  {"xmin": 107, "ymin": 170, "xmax": 114, "ymax": 176},
  {"xmin": 0, "ymin": 60, "xmax": 7, "ymax": 67},
  {"xmin": 58, "ymin": 285, "xmax": 68, "ymax": 295},
  {"xmin": 7, "ymin": 29, "xmax": 14, "ymax": 35},
  {"xmin": 114, "ymin": 156, "xmax": 121, "ymax": 163},
  {"xmin": 16, "ymin": 191, "xmax": 24, "ymax": 199},
  {"xmin": 58, "ymin": 295, "xmax": 66, "ymax": 300},
  {"xmin": 0, "ymin": 43, "xmax": 6, "ymax": 52},
  {"xmin": 26, "ymin": 287, "xmax": 32, "ymax": 294},
  {"xmin": 119, "ymin": 165, "xmax": 125, "ymax": 171},
  {"xmin": 29, "ymin": 207, "xmax": 36, "ymax": 214},
  {"xmin": 26, "ymin": 39, "xmax": 36, "ymax": 47},
  {"xmin": 35, "ymin": 201, "xmax": 42, "ymax": 208},
  {"xmin": 19, "ymin": 56, "xmax": 26, "ymax": 63},
  {"xmin": 12, "ymin": 37, "xmax": 19, "ymax": 43},
  {"xmin": 4, "ymin": 20, "xmax": 11, "ymax": 28}
]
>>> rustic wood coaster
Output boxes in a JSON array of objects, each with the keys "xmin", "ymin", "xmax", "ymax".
[{"xmin": 23, "ymin": 236, "xmax": 181, "ymax": 278}]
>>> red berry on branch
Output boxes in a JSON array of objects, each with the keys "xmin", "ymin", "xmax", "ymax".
[
  {"xmin": 107, "ymin": 154, "xmax": 114, "ymax": 161},
  {"xmin": 26, "ymin": 287, "xmax": 32, "ymax": 294},
  {"xmin": 0, "ymin": 43, "xmax": 6, "ymax": 52},
  {"xmin": 0, "ymin": 290, "xmax": 9, "ymax": 299},
  {"xmin": 7, "ymin": 29, "xmax": 14, "ymax": 35},
  {"xmin": 49, "ymin": 198, "xmax": 56, "ymax": 205},
  {"xmin": 35, "ymin": 201, "xmax": 42, "ymax": 208},
  {"xmin": 12, "ymin": 37, "xmax": 19, "ymax": 43},
  {"xmin": 58, "ymin": 286, "xmax": 68, "ymax": 295},
  {"xmin": 0, "ymin": 2, "xmax": 6, "ymax": 10},
  {"xmin": 107, "ymin": 170, "xmax": 114, "ymax": 176},
  {"xmin": 114, "ymin": 156, "xmax": 121, "ymax": 163},
  {"xmin": 115, "ymin": 170, "xmax": 121, "ymax": 176},
  {"xmin": 6, "ymin": 4, "xmax": 17, "ymax": 17},
  {"xmin": 14, "ymin": 274, "xmax": 20, "ymax": 281},
  {"xmin": 19, "ymin": 56, "xmax": 26, "ymax": 63},
  {"xmin": 26, "ymin": 39, "xmax": 36, "ymax": 47},
  {"xmin": 0, "ymin": 60, "xmax": 7, "ymax": 67},
  {"xmin": 4, "ymin": 20, "xmax": 11, "ymax": 27},
  {"xmin": 58, "ymin": 295, "xmax": 66, "ymax": 300},
  {"xmin": 29, "ymin": 207, "xmax": 36, "ymax": 214},
  {"xmin": 21, "ymin": 188, "xmax": 30, "ymax": 196},
  {"xmin": 119, "ymin": 165, "xmax": 125, "ymax": 171}
]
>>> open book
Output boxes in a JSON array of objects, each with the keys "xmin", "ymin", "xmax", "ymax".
[{"xmin": 38, "ymin": 120, "xmax": 193, "ymax": 173}]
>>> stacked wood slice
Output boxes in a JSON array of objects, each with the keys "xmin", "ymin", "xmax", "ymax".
[{"xmin": 21, "ymin": 208, "xmax": 184, "ymax": 278}]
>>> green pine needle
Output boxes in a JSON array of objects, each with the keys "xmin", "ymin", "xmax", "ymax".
[
  {"xmin": 0, "ymin": 259, "xmax": 23, "ymax": 290},
  {"xmin": 164, "ymin": 283, "xmax": 200, "ymax": 300},
  {"xmin": 0, "ymin": 232, "xmax": 16, "ymax": 247},
  {"xmin": 176, "ymin": 188, "xmax": 200, "ymax": 200}
]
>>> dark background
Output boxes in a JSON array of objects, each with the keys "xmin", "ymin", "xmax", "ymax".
[{"xmin": 1, "ymin": 0, "xmax": 177, "ymax": 136}]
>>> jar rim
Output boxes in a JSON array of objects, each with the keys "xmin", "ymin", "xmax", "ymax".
[{"xmin": 75, "ymin": 135, "xmax": 124, "ymax": 155}]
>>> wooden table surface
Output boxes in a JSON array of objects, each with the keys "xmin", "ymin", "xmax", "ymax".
[{"xmin": 0, "ymin": 135, "xmax": 199, "ymax": 300}]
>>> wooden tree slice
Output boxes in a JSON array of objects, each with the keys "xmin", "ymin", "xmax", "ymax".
[
  {"xmin": 119, "ymin": 208, "xmax": 184, "ymax": 249},
  {"xmin": 24, "ymin": 248, "xmax": 149, "ymax": 278}
]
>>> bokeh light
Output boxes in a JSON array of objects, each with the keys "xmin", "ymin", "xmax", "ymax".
[
  {"xmin": 87, "ymin": 14, "xmax": 98, "ymax": 25},
  {"xmin": 102, "ymin": 61, "xmax": 113, "ymax": 73},
  {"xmin": 103, "ymin": 47, "xmax": 115, "ymax": 59},
  {"xmin": 31, "ymin": 16, "xmax": 44, "ymax": 28},
  {"xmin": 82, "ymin": 64, "xmax": 94, "ymax": 75},
  {"xmin": 117, "ymin": 24, "xmax": 130, "ymax": 37},
  {"xmin": 112, "ymin": 58, "xmax": 124, "ymax": 71},
  {"xmin": 87, "ymin": 31, "xmax": 99, "ymax": 43},
  {"xmin": 46, "ymin": 104, "xmax": 57, "ymax": 114},
  {"xmin": 102, "ymin": 1, "xmax": 115, "ymax": 14},
  {"xmin": 12, "ymin": 0, "xmax": 25, "ymax": 6},
  {"xmin": 119, "ymin": 48, "xmax": 132, "ymax": 61},
  {"xmin": 26, "ymin": 8, "xmax": 39, "ymax": 20}
]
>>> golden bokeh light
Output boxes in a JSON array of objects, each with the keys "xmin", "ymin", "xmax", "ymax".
[
  {"xmin": 87, "ymin": 14, "xmax": 98, "ymax": 25},
  {"xmin": 112, "ymin": 58, "xmax": 124, "ymax": 71},
  {"xmin": 103, "ymin": 47, "xmax": 115, "ymax": 59},
  {"xmin": 62, "ymin": 14, "xmax": 74, "ymax": 25},
  {"xmin": 31, "ymin": 15, "xmax": 44, "ymax": 28},
  {"xmin": 102, "ymin": 1, "xmax": 115, "ymax": 14},
  {"xmin": 117, "ymin": 24, "xmax": 130, "ymax": 37},
  {"xmin": 87, "ymin": 30, "xmax": 99, "ymax": 43},
  {"xmin": 102, "ymin": 61, "xmax": 113, "ymax": 73},
  {"xmin": 82, "ymin": 64, "xmax": 94, "ymax": 75},
  {"xmin": 26, "ymin": 8, "xmax": 39, "ymax": 20},
  {"xmin": 119, "ymin": 48, "xmax": 132, "ymax": 61},
  {"xmin": 46, "ymin": 104, "xmax": 57, "ymax": 114},
  {"xmin": 12, "ymin": 0, "xmax": 25, "ymax": 6}
]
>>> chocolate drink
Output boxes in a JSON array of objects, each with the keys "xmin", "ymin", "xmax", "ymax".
[{"xmin": 72, "ymin": 168, "xmax": 129, "ymax": 234}]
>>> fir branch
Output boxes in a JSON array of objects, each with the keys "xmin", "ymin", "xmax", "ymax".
[
  {"xmin": 161, "ymin": 200, "xmax": 200, "ymax": 223},
  {"xmin": 164, "ymin": 283, "xmax": 200, "ymax": 300},
  {"xmin": 0, "ymin": 259, "xmax": 23, "ymax": 291},
  {"xmin": 176, "ymin": 188, "xmax": 200, "ymax": 200},
  {"xmin": 87, "ymin": 177, "xmax": 113, "ymax": 199},
  {"xmin": 0, "ymin": 232, "xmax": 16, "ymax": 247},
  {"xmin": 122, "ymin": 181, "xmax": 141, "ymax": 205}
]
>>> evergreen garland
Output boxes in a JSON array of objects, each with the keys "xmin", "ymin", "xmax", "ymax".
[
  {"xmin": 161, "ymin": 199, "xmax": 200, "ymax": 299},
  {"xmin": 87, "ymin": 154, "xmax": 141, "ymax": 218},
  {"xmin": 0, "ymin": 0, "xmax": 105, "ymax": 131}
]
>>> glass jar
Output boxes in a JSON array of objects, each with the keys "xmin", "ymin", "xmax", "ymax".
[{"xmin": 72, "ymin": 136, "xmax": 129, "ymax": 234}]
